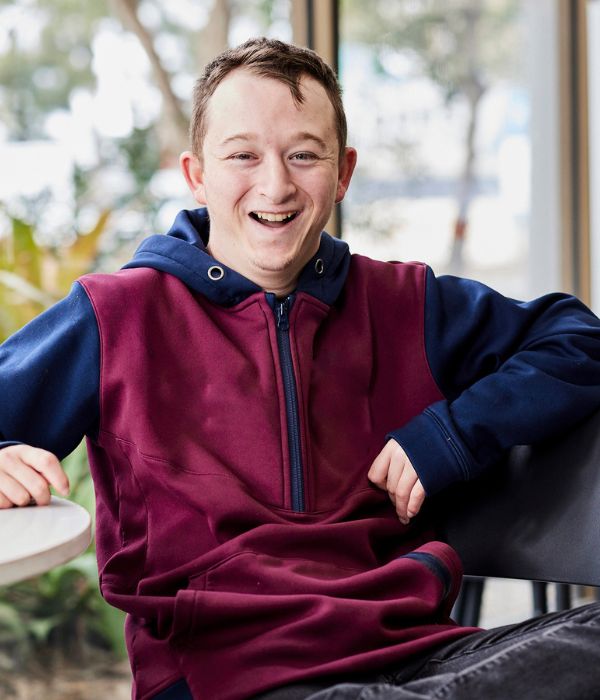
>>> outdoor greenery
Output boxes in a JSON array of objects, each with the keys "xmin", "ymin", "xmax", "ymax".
[{"xmin": 341, "ymin": 0, "xmax": 522, "ymax": 270}]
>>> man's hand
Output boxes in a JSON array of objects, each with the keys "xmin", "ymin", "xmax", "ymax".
[
  {"xmin": 368, "ymin": 440, "xmax": 425, "ymax": 524},
  {"xmin": 0, "ymin": 445, "xmax": 69, "ymax": 508}
]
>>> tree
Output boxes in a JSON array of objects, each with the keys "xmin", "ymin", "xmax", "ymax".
[
  {"xmin": 0, "ymin": 0, "xmax": 108, "ymax": 140},
  {"xmin": 109, "ymin": 0, "xmax": 279, "ymax": 163},
  {"xmin": 343, "ymin": 0, "xmax": 521, "ymax": 270}
]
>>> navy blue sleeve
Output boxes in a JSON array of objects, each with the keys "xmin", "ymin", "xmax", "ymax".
[
  {"xmin": 388, "ymin": 268, "xmax": 600, "ymax": 495},
  {"xmin": 0, "ymin": 282, "xmax": 100, "ymax": 459}
]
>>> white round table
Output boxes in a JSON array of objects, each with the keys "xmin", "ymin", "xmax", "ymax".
[{"xmin": 0, "ymin": 496, "xmax": 92, "ymax": 586}]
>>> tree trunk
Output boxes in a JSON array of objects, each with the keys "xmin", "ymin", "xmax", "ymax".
[
  {"xmin": 197, "ymin": 0, "xmax": 231, "ymax": 71},
  {"xmin": 448, "ymin": 3, "xmax": 485, "ymax": 274},
  {"xmin": 109, "ymin": 0, "xmax": 190, "ymax": 161},
  {"xmin": 449, "ymin": 84, "xmax": 484, "ymax": 273}
]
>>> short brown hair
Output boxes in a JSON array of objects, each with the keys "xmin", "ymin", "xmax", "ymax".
[{"xmin": 190, "ymin": 37, "xmax": 347, "ymax": 160}]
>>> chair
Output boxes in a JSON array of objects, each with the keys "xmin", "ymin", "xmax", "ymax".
[{"xmin": 430, "ymin": 407, "xmax": 600, "ymax": 626}]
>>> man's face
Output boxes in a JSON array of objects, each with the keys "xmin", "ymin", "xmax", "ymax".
[{"xmin": 180, "ymin": 69, "xmax": 356, "ymax": 295}]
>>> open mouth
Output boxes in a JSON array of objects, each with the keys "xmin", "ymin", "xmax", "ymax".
[{"xmin": 249, "ymin": 210, "xmax": 299, "ymax": 227}]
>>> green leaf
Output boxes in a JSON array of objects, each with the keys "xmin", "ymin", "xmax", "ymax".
[
  {"xmin": 0, "ymin": 602, "xmax": 26, "ymax": 640},
  {"xmin": 89, "ymin": 603, "xmax": 127, "ymax": 658}
]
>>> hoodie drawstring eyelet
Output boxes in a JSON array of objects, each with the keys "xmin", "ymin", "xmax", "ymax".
[{"xmin": 208, "ymin": 265, "xmax": 225, "ymax": 281}]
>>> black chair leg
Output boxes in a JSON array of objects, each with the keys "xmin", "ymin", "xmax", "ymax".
[
  {"xmin": 453, "ymin": 576, "xmax": 485, "ymax": 627},
  {"xmin": 532, "ymin": 581, "xmax": 548, "ymax": 617},
  {"xmin": 555, "ymin": 583, "xmax": 571, "ymax": 611}
]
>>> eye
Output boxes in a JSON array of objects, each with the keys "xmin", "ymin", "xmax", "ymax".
[
  {"xmin": 229, "ymin": 153, "xmax": 255, "ymax": 161},
  {"xmin": 290, "ymin": 152, "xmax": 318, "ymax": 162}
]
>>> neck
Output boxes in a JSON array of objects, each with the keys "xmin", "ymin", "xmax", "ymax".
[{"xmin": 263, "ymin": 281, "xmax": 296, "ymax": 298}]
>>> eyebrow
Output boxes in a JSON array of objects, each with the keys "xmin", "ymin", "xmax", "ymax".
[{"xmin": 219, "ymin": 131, "xmax": 329, "ymax": 151}]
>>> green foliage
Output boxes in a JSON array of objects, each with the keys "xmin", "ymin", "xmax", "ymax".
[
  {"xmin": 342, "ymin": 0, "xmax": 522, "ymax": 100},
  {"xmin": 0, "ymin": 553, "xmax": 127, "ymax": 667},
  {"xmin": 233, "ymin": 0, "xmax": 278, "ymax": 26},
  {"xmin": 0, "ymin": 208, "xmax": 111, "ymax": 342},
  {"xmin": 0, "ymin": 1, "xmax": 109, "ymax": 140},
  {"xmin": 118, "ymin": 126, "xmax": 162, "ymax": 192},
  {"xmin": 0, "ymin": 217, "xmax": 49, "ymax": 340}
]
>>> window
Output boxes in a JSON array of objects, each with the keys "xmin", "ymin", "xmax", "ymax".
[
  {"xmin": 339, "ymin": 0, "xmax": 560, "ymax": 299},
  {"xmin": 588, "ymin": 0, "xmax": 600, "ymax": 312}
]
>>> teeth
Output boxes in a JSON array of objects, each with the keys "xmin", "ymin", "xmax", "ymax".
[{"xmin": 254, "ymin": 211, "xmax": 296, "ymax": 222}]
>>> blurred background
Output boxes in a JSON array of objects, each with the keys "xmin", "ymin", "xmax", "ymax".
[{"xmin": 1, "ymin": 0, "xmax": 599, "ymax": 697}]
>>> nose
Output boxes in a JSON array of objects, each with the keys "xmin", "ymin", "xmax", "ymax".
[{"xmin": 257, "ymin": 155, "xmax": 296, "ymax": 203}]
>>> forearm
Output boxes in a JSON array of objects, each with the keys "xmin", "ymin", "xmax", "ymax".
[{"xmin": 391, "ymin": 270, "xmax": 600, "ymax": 495}]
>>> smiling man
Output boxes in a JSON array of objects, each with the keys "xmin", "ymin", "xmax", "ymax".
[{"xmin": 1, "ymin": 37, "xmax": 600, "ymax": 700}]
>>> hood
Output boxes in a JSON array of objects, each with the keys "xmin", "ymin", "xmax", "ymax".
[{"xmin": 122, "ymin": 208, "xmax": 351, "ymax": 307}]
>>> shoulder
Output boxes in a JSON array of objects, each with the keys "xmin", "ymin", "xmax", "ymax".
[
  {"xmin": 78, "ymin": 267, "xmax": 162, "ymax": 294},
  {"xmin": 347, "ymin": 253, "xmax": 429, "ymax": 297},
  {"xmin": 76, "ymin": 269, "xmax": 184, "ymax": 325},
  {"xmin": 78, "ymin": 267, "xmax": 185, "ymax": 304},
  {"xmin": 349, "ymin": 252, "xmax": 427, "ymax": 273}
]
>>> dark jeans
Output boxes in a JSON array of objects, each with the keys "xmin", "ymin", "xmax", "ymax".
[{"xmin": 255, "ymin": 602, "xmax": 600, "ymax": 700}]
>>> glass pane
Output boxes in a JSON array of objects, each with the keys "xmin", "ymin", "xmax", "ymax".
[
  {"xmin": 588, "ymin": 0, "xmax": 600, "ymax": 314},
  {"xmin": 340, "ymin": 0, "xmax": 543, "ymax": 299}
]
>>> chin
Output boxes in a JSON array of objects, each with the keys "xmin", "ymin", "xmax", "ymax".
[
  {"xmin": 252, "ymin": 240, "xmax": 317, "ymax": 274},
  {"xmin": 253, "ymin": 255, "xmax": 296, "ymax": 274}
]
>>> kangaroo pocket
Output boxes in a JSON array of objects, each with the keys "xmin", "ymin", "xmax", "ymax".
[
  {"xmin": 210, "ymin": 548, "xmax": 456, "ymax": 600},
  {"xmin": 169, "ymin": 542, "xmax": 466, "ymax": 700},
  {"xmin": 172, "ymin": 542, "xmax": 460, "ymax": 640}
]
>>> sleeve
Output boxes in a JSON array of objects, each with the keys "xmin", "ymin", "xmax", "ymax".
[
  {"xmin": 0, "ymin": 281, "xmax": 100, "ymax": 460},
  {"xmin": 387, "ymin": 267, "xmax": 600, "ymax": 495}
]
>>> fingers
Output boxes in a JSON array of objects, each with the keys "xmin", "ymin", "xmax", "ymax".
[
  {"xmin": 367, "ymin": 439, "xmax": 395, "ymax": 488},
  {"xmin": 390, "ymin": 461, "xmax": 419, "ymax": 524},
  {"xmin": 368, "ymin": 440, "xmax": 426, "ymax": 524},
  {"xmin": 0, "ymin": 471, "xmax": 33, "ymax": 507},
  {"xmin": 407, "ymin": 480, "xmax": 426, "ymax": 519},
  {"xmin": 18, "ymin": 446, "xmax": 70, "ymax": 496},
  {"xmin": 0, "ymin": 445, "xmax": 69, "ymax": 509}
]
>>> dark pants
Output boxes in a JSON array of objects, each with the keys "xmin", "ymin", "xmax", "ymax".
[{"xmin": 255, "ymin": 602, "xmax": 600, "ymax": 700}]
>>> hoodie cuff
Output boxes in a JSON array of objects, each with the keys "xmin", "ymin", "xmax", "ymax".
[
  {"xmin": 0, "ymin": 441, "xmax": 24, "ymax": 451},
  {"xmin": 386, "ymin": 403, "xmax": 475, "ymax": 495}
]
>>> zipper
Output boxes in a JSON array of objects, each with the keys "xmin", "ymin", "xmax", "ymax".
[{"xmin": 268, "ymin": 293, "xmax": 305, "ymax": 512}]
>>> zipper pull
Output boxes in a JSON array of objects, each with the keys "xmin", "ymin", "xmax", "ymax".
[{"xmin": 276, "ymin": 298, "xmax": 290, "ymax": 331}]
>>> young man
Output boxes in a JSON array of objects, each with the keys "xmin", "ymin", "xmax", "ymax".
[{"xmin": 1, "ymin": 38, "xmax": 600, "ymax": 700}]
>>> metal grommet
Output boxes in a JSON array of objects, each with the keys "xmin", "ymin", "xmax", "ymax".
[
  {"xmin": 314, "ymin": 258, "xmax": 324, "ymax": 275},
  {"xmin": 207, "ymin": 265, "xmax": 225, "ymax": 281}
]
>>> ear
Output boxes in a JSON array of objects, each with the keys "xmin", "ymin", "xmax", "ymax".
[
  {"xmin": 180, "ymin": 151, "xmax": 207, "ymax": 205},
  {"xmin": 335, "ymin": 147, "xmax": 357, "ymax": 204}
]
